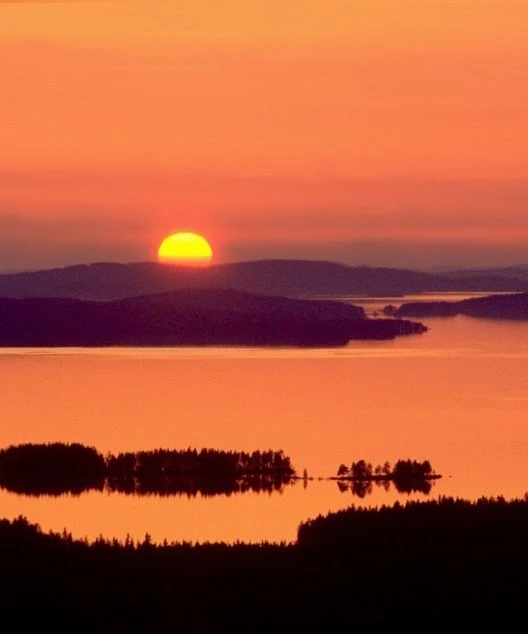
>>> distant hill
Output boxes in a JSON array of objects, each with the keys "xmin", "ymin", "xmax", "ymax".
[
  {"xmin": 391, "ymin": 292, "xmax": 528, "ymax": 320},
  {"xmin": 0, "ymin": 260, "xmax": 527, "ymax": 300},
  {"xmin": 0, "ymin": 288, "xmax": 426, "ymax": 347}
]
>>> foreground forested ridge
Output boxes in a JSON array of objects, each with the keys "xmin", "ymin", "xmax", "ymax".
[
  {"xmin": 1, "ymin": 497, "xmax": 527, "ymax": 631},
  {"xmin": 0, "ymin": 443, "xmax": 295, "ymax": 496}
]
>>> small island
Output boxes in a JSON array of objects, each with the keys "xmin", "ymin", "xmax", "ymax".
[{"xmin": 333, "ymin": 459, "xmax": 440, "ymax": 496}]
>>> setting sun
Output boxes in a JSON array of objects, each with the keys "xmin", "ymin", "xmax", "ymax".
[{"xmin": 157, "ymin": 232, "xmax": 213, "ymax": 266}]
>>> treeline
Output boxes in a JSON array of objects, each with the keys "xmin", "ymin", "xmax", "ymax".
[
  {"xmin": 297, "ymin": 495, "xmax": 528, "ymax": 546},
  {"xmin": 106, "ymin": 448, "xmax": 294, "ymax": 477},
  {"xmin": 0, "ymin": 443, "xmax": 105, "ymax": 495},
  {"xmin": 0, "ymin": 443, "xmax": 295, "ymax": 497},
  {"xmin": 1, "ymin": 497, "xmax": 527, "ymax": 631},
  {"xmin": 336, "ymin": 458, "xmax": 436, "ymax": 479}
]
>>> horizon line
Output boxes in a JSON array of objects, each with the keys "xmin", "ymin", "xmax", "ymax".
[{"xmin": 1, "ymin": 258, "xmax": 527, "ymax": 277}]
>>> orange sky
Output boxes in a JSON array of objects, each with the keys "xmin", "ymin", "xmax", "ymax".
[{"xmin": 1, "ymin": 1, "xmax": 528, "ymax": 270}]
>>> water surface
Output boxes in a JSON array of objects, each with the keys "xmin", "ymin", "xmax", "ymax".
[{"xmin": 1, "ymin": 294, "xmax": 527, "ymax": 543}]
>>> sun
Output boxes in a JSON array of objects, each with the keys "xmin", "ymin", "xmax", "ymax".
[{"xmin": 157, "ymin": 232, "xmax": 213, "ymax": 267}]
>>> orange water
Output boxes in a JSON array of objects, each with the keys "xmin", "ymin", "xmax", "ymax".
[{"xmin": 1, "ymin": 303, "xmax": 527, "ymax": 543}]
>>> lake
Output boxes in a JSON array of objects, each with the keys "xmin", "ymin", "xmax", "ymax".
[{"xmin": 1, "ymin": 293, "xmax": 527, "ymax": 543}]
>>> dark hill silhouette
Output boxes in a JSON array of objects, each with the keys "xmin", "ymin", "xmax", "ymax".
[
  {"xmin": 119, "ymin": 287, "xmax": 365, "ymax": 320},
  {"xmin": 0, "ymin": 259, "xmax": 526, "ymax": 300},
  {"xmin": 0, "ymin": 289, "xmax": 425, "ymax": 347},
  {"xmin": 392, "ymin": 292, "xmax": 528, "ymax": 320}
]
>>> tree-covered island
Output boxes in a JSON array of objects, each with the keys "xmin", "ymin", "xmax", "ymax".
[
  {"xmin": 334, "ymin": 458, "xmax": 440, "ymax": 496},
  {"xmin": 0, "ymin": 443, "xmax": 296, "ymax": 497}
]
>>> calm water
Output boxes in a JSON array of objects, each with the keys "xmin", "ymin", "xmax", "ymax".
[{"xmin": 1, "ymin": 293, "xmax": 527, "ymax": 543}]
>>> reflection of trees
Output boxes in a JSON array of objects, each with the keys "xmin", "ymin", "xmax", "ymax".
[
  {"xmin": 106, "ymin": 473, "xmax": 295, "ymax": 498},
  {"xmin": 351, "ymin": 480, "xmax": 373, "ymax": 498},
  {"xmin": 393, "ymin": 479, "xmax": 432, "ymax": 495},
  {"xmin": 378, "ymin": 479, "xmax": 391, "ymax": 492},
  {"xmin": 336, "ymin": 481, "xmax": 348, "ymax": 493},
  {"xmin": 338, "ymin": 479, "xmax": 388, "ymax": 498}
]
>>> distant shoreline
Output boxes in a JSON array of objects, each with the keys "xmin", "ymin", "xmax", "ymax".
[{"xmin": 390, "ymin": 292, "xmax": 528, "ymax": 320}]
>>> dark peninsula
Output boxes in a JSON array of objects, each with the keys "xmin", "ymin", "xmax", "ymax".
[
  {"xmin": 389, "ymin": 292, "xmax": 528, "ymax": 320},
  {"xmin": 0, "ymin": 288, "xmax": 426, "ymax": 347}
]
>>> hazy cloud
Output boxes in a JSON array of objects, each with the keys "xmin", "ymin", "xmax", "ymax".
[{"xmin": 1, "ymin": 169, "xmax": 528, "ymax": 270}]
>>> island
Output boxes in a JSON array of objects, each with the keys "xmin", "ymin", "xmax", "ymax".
[
  {"xmin": 0, "ymin": 288, "xmax": 426, "ymax": 347},
  {"xmin": 0, "ymin": 443, "xmax": 296, "ymax": 497},
  {"xmin": 387, "ymin": 292, "xmax": 528, "ymax": 320},
  {"xmin": 333, "ymin": 458, "xmax": 441, "ymax": 496}
]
